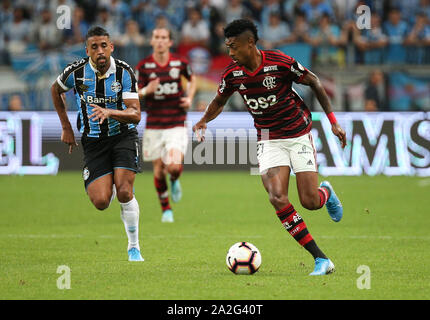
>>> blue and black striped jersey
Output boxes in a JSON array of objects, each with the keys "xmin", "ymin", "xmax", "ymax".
[{"xmin": 56, "ymin": 56, "xmax": 139, "ymax": 138}]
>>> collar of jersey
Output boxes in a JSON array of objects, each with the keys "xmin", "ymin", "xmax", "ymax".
[{"xmin": 89, "ymin": 56, "xmax": 116, "ymax": 79}]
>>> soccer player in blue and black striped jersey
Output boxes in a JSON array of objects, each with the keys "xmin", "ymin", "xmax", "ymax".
[{"xmin": 51, "ymin": 26, "xmax": 144, "ymax": 262}]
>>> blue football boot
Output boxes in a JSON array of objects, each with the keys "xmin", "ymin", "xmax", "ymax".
[
  {"xmin": 161, "ymin": 209, "xmax": 174, "ymax": 223},
  {"xmin": 171, "ymin": 179, "xmax": 182, "ymax": 203},
  {"xmin": 128, "ymin": 247, "xmax": 144, "ymax": 262},
  {"xmin": 320, "ymin": 181, "xmax": 343, "ymax": 222},
  {"xmin": 309, "ymin": 257, "xmax": 335, "ymax": 275}
]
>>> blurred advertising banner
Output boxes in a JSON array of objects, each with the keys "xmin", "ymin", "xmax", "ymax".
[{"xmin": 0, "ymin": 112, "xmax": 429, "ymax": 176}]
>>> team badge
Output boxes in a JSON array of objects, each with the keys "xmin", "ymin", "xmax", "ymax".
[
  {"xmin": 111, "ymin": 81, "xmax": 122, "ymax": 93},
  {"xmin": 169, "ymin": 67, "xmax": 180, "ymax": 79},
  {"xmin": 83, "ymin": 167, "xmax": 90, "ymax": 181},
  {"xmin": 262, "ymin": 76, "xmax": 276, "ymax": 90}
]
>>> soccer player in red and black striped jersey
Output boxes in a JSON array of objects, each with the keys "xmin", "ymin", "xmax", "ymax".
[
  {"xmin": 193, "ymin": 19, "xmax": 347, "ymax": 275},
  {"xmin": 136, "ymin": 27, "xmax": 196, "ymax": 223}
]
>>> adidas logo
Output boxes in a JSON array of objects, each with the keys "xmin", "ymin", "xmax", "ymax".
[
  {"xmin": 149, "ymin": 72, "xmax": 157, "ymax": 78},
  {"xmin": 307, "ymin": 160, "xmax": 313, "ymax": 165},
  {"xmin": 239, "ymin": 83, "xmax": 246, "ymax": 90}
]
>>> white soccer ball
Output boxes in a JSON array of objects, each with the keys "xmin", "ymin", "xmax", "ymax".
[{"xmin": 226, "ymin": 242, "xmax": 262, "ymax": 275}]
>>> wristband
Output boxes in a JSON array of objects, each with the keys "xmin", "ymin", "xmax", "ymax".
[
  {"xmin": 139, "ymin": 87, "xmax": 147, "ymax": 96},
  {"xmin": 327, "ymin": 112, "xmax": 337, "ymax": 124}
]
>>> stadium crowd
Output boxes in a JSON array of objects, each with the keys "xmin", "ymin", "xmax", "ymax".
[{"xmin": 0, "ymin": 0, "xmax": 430, "ymax": 112}]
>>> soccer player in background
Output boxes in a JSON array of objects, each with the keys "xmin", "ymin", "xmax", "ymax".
[
  {"xmin": 193, "ymin": 19, "xmax": 346, "ymax": 275},
  {"xmin": 136, "ymin": 27, "xmax": 196, "ymax": 223},
  {"xmin": 51, "ymin": 26, "xmax": 144, "ymax": 262}
]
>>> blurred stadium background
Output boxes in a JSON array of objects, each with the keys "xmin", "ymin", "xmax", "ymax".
[{"xmin": 0, "ymin": 0, "xmax": 429, "ymax": 174}]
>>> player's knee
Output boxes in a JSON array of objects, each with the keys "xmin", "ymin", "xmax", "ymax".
[
  {"xmin": 300, "ymin": 196, "xmax": 320, "ymax": 211},
  {"xmin": 116, "ymin": 185, "xmax": 133, "ymax": 203},
  {"xmin": 167, "ymin": 164, "xmax": 182, "ymax": 180},
  {"xmin": 268, "ymin": 192, "xmax": 289, "ymax": 209},
  {"xmin": 92, "ymin": 198, "xmax": 110, "ymax": 211}
]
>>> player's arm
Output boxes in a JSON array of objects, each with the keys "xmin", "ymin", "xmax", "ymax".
[
  {"xmin": 51, "ymin": 81, "xmax": 78, "ymax": 154},
  {"xmin": 299, "ymin": 70, "xmax": 347, "ymax": 148},
  {"xmin": 89, "ymin": 99, "xmax": 141, "ymax": 125},
  {"xmin": 192, "ymin": 93, "xmax": 229, "ymax": 142},
  {"xmin": 179, "ymin": 74, "xmax": 197, "ymax": 110}
]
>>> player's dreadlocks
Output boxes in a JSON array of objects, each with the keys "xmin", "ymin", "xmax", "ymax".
[{"xmin": 224, "ymin": 19, "xmax": 259, "ymax": 43}]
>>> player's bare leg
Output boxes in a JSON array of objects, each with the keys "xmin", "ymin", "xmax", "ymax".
[
  {"xmin": 114, "ymin": 168, "xmax": 143, "ymax": 261},
  {"xmin": 296, "ymin": 171, "xmax": 343, "ymax": 222},
  {"xmin": 166, "ymin": 148, "xmax": 184, "ymax": 204},
  {"xmin": 87, "ymin": 173, "xmax": 114, "ymax": 210},
  {"xmin": 153, "ymin": 158, "xmax": 174, "ymax": 222},
  {"xmin": 261, "ymin": 166, "xmax": 333, "ymax": 275}
]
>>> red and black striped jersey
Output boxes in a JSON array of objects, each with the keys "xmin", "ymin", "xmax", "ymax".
[
  {"xmin": 218, "ymin": 50, "xmax": 312, "ymax": 141},
  {"xmin": 136, "ymin": 53, "xmax": 192, "ymax": 129}
]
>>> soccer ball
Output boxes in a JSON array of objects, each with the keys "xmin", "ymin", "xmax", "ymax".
[{"xmin": 226, "ymin": 242, "xmax": 262, "ymax": 275}]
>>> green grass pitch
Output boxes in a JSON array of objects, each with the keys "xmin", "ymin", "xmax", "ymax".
[{"xmin": 0, "ymin": 171, "xmax": 429, "ymax": 300}]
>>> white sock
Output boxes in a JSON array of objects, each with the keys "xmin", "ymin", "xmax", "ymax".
[
  {"xmin": 109, "ymin": 184, "xmax": 117, "ymax": 206},
  {"xmin": 120, "ymin": 196, "xmax": 140, "ymax": 251}
]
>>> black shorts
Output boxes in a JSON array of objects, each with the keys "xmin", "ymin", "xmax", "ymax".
[{"xmin": 81, "ymin": 130, "xmax": 142, "ymax": 189}]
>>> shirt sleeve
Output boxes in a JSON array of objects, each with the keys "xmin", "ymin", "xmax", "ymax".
[
  {"xmin": 288, "ymin": 58, "xmax": 309, "ymax": 84},
  {"xmin": 56, "ymin": 63, "xmax": 75, "ymax": 91},
  {"xmin": 122, "ymin": 68, "xmax": 139, "ymax": 100},
  {"xmin": 217, "ymin": 73, "xmax": 235, "ymax": 97}
]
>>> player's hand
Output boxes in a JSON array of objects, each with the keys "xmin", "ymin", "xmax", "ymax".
[
  {"xmin": 179, "ymin": 97, "xmax": 192, "ymax": 110},
  {"xmin": 192, "ymin": 120, "xmax": 207, "ymax": 142},
  {"xmin": 331, "ymin": 122, "xmax": 347, "ymax": 149},
  {"xmin": 145, "ymin": 78, "xmax": 160, "ymax": 95},
  {"xmin": 61, "ymin": 127, "xmax": 78, "ymax": 154},
  {"xmin": 89, "ymin": 104, "xmax": 111, "ymax": 124}
]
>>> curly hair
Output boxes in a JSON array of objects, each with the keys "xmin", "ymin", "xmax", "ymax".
[{"xmin": 224, "ymin": 19, "xmax": 259, "ymax": 43}]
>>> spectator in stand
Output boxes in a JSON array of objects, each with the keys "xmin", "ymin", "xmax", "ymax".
[
  {"xmin": 64, "ymin": 6, "xmax": 90, "ymax": 46},
  {"xmin": 8, "ymin": 94, "xmax": 24, "ymax": 111},
  {"xmin": 244, "ymin": 0, "xmax": 264, "ymax": 22},
  {"xmin": 354, "ymin": 13, "xmax": 388, "ymax": 64},
  {"xmin": 260, "ymin": 0, "xmax": 283, "ymax": 27},
  {"xmin": 364, "ymin": 70, "xmax": 388, "ymax": 111},
  {"xmin": 94, "ymin": 6, "xmax": 121, "ymax": 42},
  {"xmin": 3, "ymin": 7, "xmax": 32, "ymax": 55},
  {"xmin": 136, "ymin": 0, "xmax": 185, "ymax": 35},
  {"xmin": 32, "ymin": 8, "xmax": 63, "ymax": 52},
  {"xmin": 260, "ymin": 11, "xmax": 295, "ymax": 50},
  {"xmin": 290, "ymin": 10, "xmax": 311, "ymax": 43},
  {"xmin": 308, "ymin": 13, "xmax": 343, "ymax": 66},
  {"xmin": 200, "ymin": 0, "xmax": 222, "ymax": 31},
  {"xmin": 300, "ymin": 0, "xmax": 335, "ymax": 27},
  {"xmin": 418, "ymin": 0, "xmax": 430, "ymax": 21},
  {"xmin": 404, "ymin": 12, "xmax": 430, "ymax": 64},
  {"xmin": 0, "ymin": 0, "xmax": 13, "ymax": 27},
  {"xmin": 224, "ymin": 0, "xmax": 250, "ymax": 24},
  {"xmin": 114, "ymin": 19, "xmax": 145, "ymax": 67},
  {"xmin": 102, "ymin": 0, "xmax": 131, "ymax": 34},
  {"xmin": 180, "ymin": 7, "xmax": 210, "ymax": 50},
  {"xmin": 383, "ymin": 7, "xmax": 409, "ymax": 63}
]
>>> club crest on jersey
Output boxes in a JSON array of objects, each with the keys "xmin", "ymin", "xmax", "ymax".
[
  {"xmin": 263, "ymin": 76, "xmax": 276, "ymax": 90},
  {"xmin": 111, "ymin": 81, "xmax": 122, "ymax": 93},
  {"xmin": 169, "ymin": 67, "xmax": 180, "ymax": 79}
]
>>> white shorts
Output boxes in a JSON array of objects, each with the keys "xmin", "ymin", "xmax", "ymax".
[
  {"xmin": 257, "ymin": 133, "xmax": 317, "ymax": 174},
  {"xmin": 142, "ymin": 126, "xmax": 188, "ymax": 162}
]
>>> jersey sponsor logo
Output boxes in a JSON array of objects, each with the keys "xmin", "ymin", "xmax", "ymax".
[
  {"xmin": 262, "ymin": 76, "xmax": 277, "ymax": 90},
  {"xmin": 111, "ymin": 81, "xmax": 122, "ymax": 93},
  {"xmin": 290, "ymin": 62, "xmax": 305, "ymax": 78},
  {"xmin": 145, "ymin": 62, "xmax": 156, "ymax": 68},
  {"xmin": 243, "ymin": 94, "xmax": 277, "ymax": 111},
  {"xmin": 155, "ymin": 82, "xmax": 179, "ymax": 96},
  {"xmin": 169, "ymin": 60, "xmax": 181, "ymax": 67},
  {"xmin": 219, "ymin": 79, "xmax": 226, "ymax": 93},
  {"xmin": 76, "ymin": 77, "xmax": 94, "ymax": 82},
  {"xmin": 233, "ymin": 70, "xmax": 244, "ymax": 77},
  {"xmin": 263, "ymin": 65, "xmax": 278, "ymax": 72},
  {"xmin": 81, "ymin": 94, "xmax": 120, "ymax": 104},
  {"xmin": 169, "ymin": 67, "xmax": 180, "ymax": 79}
]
